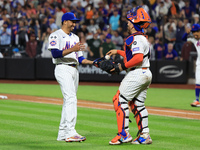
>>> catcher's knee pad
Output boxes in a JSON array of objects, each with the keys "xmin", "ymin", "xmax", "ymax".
[
  {"xmin": 113, "ymin": 90, "xmax": 129, "ymax": 133},
  {"xmin": 130, "ymin": 98, "xmax": 149, "ymax": 135}
]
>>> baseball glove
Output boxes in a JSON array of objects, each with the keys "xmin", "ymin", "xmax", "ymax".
[
  {"xmin": 93, "ymin": 57, "xmax": 105, "ymax": 68},
  {"xmin": 93, "ymin": 57, "xmax": 120, "ymax": 74}
]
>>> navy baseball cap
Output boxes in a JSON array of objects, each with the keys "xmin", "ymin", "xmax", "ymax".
[
  {"xmin": 191, "ymin": 24, "xmax": 200, "ymax": 32},
  {"xmin": 62, "ymin": 12, "xmax": 80, "ymax": 22}
]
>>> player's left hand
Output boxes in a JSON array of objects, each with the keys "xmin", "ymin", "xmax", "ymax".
[
  {"xmin": 79, "ymin": 43, "xmax": 85, "ymax": 51},
  {"xmin": 110, "ymin": 63, "xmax": 123, "ymax": 72},
  {"xmin": 73, "ymin": 42, "xmax": 85, "ymax": 52}
]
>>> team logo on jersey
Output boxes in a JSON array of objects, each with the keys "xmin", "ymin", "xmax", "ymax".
[
  {"xmin": 50, "ymin": 40, "xmax": 57, "ymax": 46},
  {"xmin": 132, "ymin": 47, "xmax": 139, "ymax": 52},
  {"xmin": 133, "ymin": 41, "xmax": 137, "ymax": 45}
]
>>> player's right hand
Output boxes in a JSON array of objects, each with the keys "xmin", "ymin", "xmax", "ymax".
[{"xmin": 106, "ymin": 49, "xmax": 117, "ymax": 56}]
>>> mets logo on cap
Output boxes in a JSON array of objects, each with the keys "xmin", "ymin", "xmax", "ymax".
[{"xmin": 191, "ymin": 24, "xmax": 200, "ymax": 32}]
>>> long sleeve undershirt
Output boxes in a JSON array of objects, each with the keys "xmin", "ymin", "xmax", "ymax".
[{"xmin": 117, "ymin": 50, "xmax": 143, "ymax": 69}]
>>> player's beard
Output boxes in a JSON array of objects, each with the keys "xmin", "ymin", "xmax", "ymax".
[
  {"xmin": 70, "ymin": 26, "xmax": 75, "ymax": 31},
  {"xmin": 127, "ymin": 26, "xmax": 132, "ymax": 34},
  {"xmin": 193, "ymin": 32, "xmax": 200, "ymax": 40}
]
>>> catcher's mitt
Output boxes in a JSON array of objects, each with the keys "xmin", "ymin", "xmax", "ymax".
[
  {"xmin": 93, "ymin": 57, "xmax": 105, "ymax": 68},
  {"xmin": 93, "ymin": 57, "xmax": 120, "ymax": 74}
]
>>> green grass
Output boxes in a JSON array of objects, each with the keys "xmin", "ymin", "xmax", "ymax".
[
  {"xmin": 0, "ymin": 83, "xmax": 62, "ymax": 98},
  {"xmin": 0, "ymin": 83, "xmax": 198, "ymax": 111},
  {"xmin": 0, "ymin": 100, "xmax": 200, "ymax": 150}
]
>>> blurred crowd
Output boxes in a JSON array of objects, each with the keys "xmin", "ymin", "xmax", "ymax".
[{"xmin": 0, "ymin": 0, "xmax": 199, "ymax": 62}]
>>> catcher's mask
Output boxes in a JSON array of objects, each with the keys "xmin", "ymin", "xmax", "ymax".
[{"xmin": 127, "ymin": 6, "xmax": 151, "ymax": 31}]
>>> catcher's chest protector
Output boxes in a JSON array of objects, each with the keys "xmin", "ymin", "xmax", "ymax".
[{"xmin": 124, "ymin": 32, "xmax": 148, "ymax": 61}]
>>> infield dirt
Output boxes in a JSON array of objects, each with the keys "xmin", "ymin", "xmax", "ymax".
[{"xmin": 0, "ymin": 80, "xmax": 200, "ymax": 120}]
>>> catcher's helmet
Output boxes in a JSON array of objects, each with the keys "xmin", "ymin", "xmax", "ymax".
[{"xmin": 127, "ymin": 6, "xmax": 151, "ymax": 29}]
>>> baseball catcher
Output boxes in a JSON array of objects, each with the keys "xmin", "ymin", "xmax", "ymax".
[{"xmin": 106, "ymin": 6, "xmax": 153, "ymax": 145}]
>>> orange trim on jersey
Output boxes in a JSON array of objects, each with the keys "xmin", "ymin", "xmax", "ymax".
[
  {"xmin": 122, "ymin": 44, "xmax": 128, "ymax": 64},
  {"xmin": 126, "ymin": 32, "xmax": 148, "ymax": 40},
  {"xmin": 122, "ymin": 32, "xmax": 148, "ymax": 66}
]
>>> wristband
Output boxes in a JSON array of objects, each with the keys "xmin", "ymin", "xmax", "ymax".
[{"xmin": 121, "ymin": 62, "xmax": 127, "ymax": 70}]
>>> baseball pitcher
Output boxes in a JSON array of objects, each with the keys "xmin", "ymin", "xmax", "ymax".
[{"xmin": 48, "ymin": 12, "xmax": 95, "ymax": 142}]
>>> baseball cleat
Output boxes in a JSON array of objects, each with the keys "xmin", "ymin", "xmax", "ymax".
[
  {"xmin": 191, "ymin": 100, "xmax": 200, "ymax": 107},
  {"xmin": 131, "ymin": 133, "xmax": 152, "ymax": 144},
  {"xmin": 65, "ymin": 134, "xmax": 86, "ymax": 142},
  {"xmin": 109, "ymin": 132, "xmax": 132, "ymax": 145}
]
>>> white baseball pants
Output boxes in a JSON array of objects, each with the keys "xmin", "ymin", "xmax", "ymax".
[{"xmin": 55, "ymin": 64, "xmax": 79, "ymax": 140}]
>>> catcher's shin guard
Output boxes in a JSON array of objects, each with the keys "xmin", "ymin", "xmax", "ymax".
[
  {"xmin": 129, "ymin": 98, "xmax": 149, "ymax": 135},
  {"xmin": 113, "ymin": 90, "xmax": 130, "ymax": 134}
]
